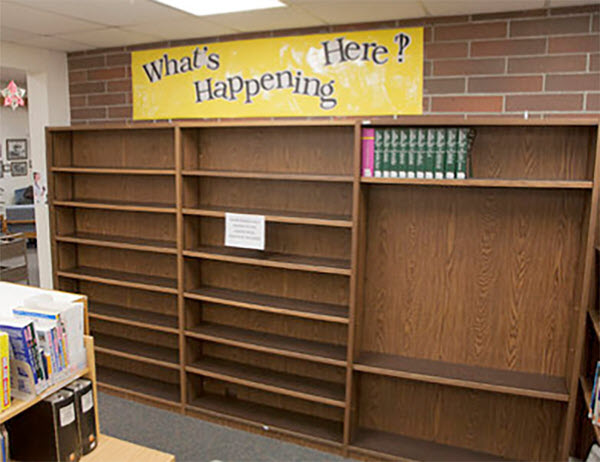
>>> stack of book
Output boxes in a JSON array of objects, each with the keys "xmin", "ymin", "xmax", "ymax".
[
  {"xmin": 362, "ymin": 127, "xmax": 476, "ymax": 180},
  {"xmin": 0, "ymin": 301, "xmax": 85, "ymax": 400},
  {"xmin": 590, "ymin": 361, "xmax": 600, "ymax": 427}
]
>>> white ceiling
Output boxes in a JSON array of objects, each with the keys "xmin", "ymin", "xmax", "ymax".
[{"xmin": 0, "ymin": 0, "xmax": 596, "ymax": 53}]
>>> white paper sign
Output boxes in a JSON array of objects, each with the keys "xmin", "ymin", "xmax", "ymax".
[
  {"xmin": 225, "ymin": 213, "xmax": 265, "ymax": 250},
  {"xmin": 81, "ymin": 390, "xmax": 94, "ymax": 413}
]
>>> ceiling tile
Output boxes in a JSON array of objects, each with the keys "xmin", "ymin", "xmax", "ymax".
[
  {"xmin": 125, "ymin": 17, "xmax": 238, "ymax": 41},
  {"xmin": 207, "ymin": 5, "xmax": 325, "ymax": 32},
  {"xmin": 0, "ymin": 26, "xmax": 35, "ymax": 42},
  {"xmin": 57, "ymin": 27, "xmax": 162, "ymax": 48},
  {"xmin": 0, "ymin": 1, "xmax": 103, "ymax": 34},
  {"xmin": 290, "ymin": 1, "xmax": 426, "ymax": 25},
  {"xmin": 424, "ymin": 0, "xmax": 545, "ymax": 16},
  {"xmin": 20, "ymin": 35, "xmax": 92, "ymax": 52},
  {"xmin": 4, "ymin": 0, "xmax": 191, "ymax": 27}
]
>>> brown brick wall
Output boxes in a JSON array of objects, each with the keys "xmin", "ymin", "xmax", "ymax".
[{"xmin": 67, "ymin": 4, "xmax": 600, "ymax": 123}]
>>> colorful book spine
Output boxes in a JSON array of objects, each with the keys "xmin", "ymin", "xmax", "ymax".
[
  {"xmin": 382, "ymin": 128, "xmax": 391, "ymax": 177},
  {"xmin": 0, "ymin": 323, "xmax": 40, "ymax": 385},
  {"xmin": 0, "ymin": 334, "xmax": 9, "ymax": 412},
  {"xmin": 374, "ymin": 128, "xmax": 384, "ymax": 177},
  {"xmin": 434, "ymin": 128, "xmax": 446, "ymax": 179},
  {"xmin": 389, "ymin": 128, "xmax": 399, "ymax": 178},
  {"xmin": 407, "ymin": 128, "xmax": 417, "ymax": 178},
  {"xmin": 445, "ymin": 128, "xmax": 458, "ymax": 179},
  {"xmin": 361, "ymin": 127, "xmax": 375, "ymax": 177},
  {"xmin": 425, "ymin": 128, "xmax": 436, "ymax": 179},
  {"xmin": 591, "ymin": 361, "xmax": 600, "ymax": 420},
  {"xmin": 456, "ymin": 128, "xmax": 470, "ymax": 180},
  {"xmin": 397, "ymin": 128, "xmax": 408, "ymax": 178},
  {"xmin": 415, "ymin": 129, "xmax": 427, "ymax": 179}
]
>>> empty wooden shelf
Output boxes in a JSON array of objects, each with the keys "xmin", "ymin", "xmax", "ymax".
[
  {"xmin": 187, "ymin": 394, "xmax": 343, "ymax": 445},
  {"xmin": 56, "ymin": 232, "xmax": 177, "ymax": 254},
  {"xmin": 54, "ymin": 199, "xmax": 176, "ymax": 213},
  {"xmin": 182, "ymin": 170, "xmax": 353, "ymax": 183},
  {"xmin": 183, "ymin": 206, "xmax": 352, "ymax": 228},
  {"xmin": 355, "ymin": 351, "xmax": 569, "ymax": 401},
  {"xmin": 186, "ymin": 322, "xmax": 347, "ymax": 366},
  {"xmin": 97, "ymin": 366, "xmax": 180, "ymax": 405},
  {"xmin": 350, "ymin": 428, "xmax": 506, "ymax": 461},
  {"xmin": 57, "ymin": 266, "xmax": 177, "ymax": 294},
  {"xmin": 89, "ymin": 302, "xmax": 178, "ymax": 333},
  {"xmin": 52, "ymin": 167, "xmax": 176, "ymax": 175},
  {"xmin": 183, "ymin": 245, "xmax": 351, "ymax": 275},
  {"xmin": 187, "ymin": 357, "xmax": 345, "ymax": 407},
  {"xmin": 94, "ymin": 332, "xmax": 179, "ymax": 369},
  {"xmin": 185, "ymin": 286, "xmax": 348, "ymax": 323}
]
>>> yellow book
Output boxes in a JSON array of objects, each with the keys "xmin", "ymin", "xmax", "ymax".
[{"xmin": 0, "ymin": 333, "xmax": 11, "ymax": 411}]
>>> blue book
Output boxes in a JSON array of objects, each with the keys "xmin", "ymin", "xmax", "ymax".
[{"xmin": 0, "ymin": 318, "xmax": 40, "ymax": 385}]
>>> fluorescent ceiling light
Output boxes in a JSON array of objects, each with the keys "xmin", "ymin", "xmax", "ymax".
[{"xmin": 153, "ymin": 0, "xmax": 286, "ymax": 17}]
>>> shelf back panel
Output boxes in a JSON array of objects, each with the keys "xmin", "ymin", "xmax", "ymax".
[
  {"xmin": 198, "ymin": 303, "xmax": 347, "ymax": 346},
  {"xmin": 183, "ymin": 177, "xmax": 352, "ymax": 217},
  {"xmin": 75, "ymin": 245, "xmax": 177, "ymax": 280},
  {"xmin": 470, "ymin": 126, "xmax": 594, "ymax": 181},
  {"xmin": 361, "ymin": 185, "xmax": 587, "ymax": 377},
  {"xmin": 195, "ymin": 376, "xmax": 345, "ymax": 423},
  {"xmin": 189, "ymin": 340, "xmax": 346, "ymax": 385},
  {"xmin": 187, "ymin": 217, "xmax": 351, "ymax": 261},
  {"xmin": 80, "ymin": 282, "xmax": 178, "ymax": 317},
  {"xmin": 182, "ymin": 126, "xmax": 353, "ymax": 174},
  {"xmin": 58, "ymin": 174, "xmax": 176, "ymax": 206},
  {"xmin": 69, "ymin": 129, "xmax": 175, "ymax": 168},
  {"xmin": 357, "ymin": 373, "xmax": 564, "ymax": 461},
  {"xmin": 185, "ymin": 259, "xmax": 350, "ymax": 307}
]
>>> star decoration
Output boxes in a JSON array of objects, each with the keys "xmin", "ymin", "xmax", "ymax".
[{"xmin": 1, "ymin": 80, "xmax": 26, "ymax": 110}]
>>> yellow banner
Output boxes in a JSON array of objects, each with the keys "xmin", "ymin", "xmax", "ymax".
[{"xmin": 132, "ymin": 27, "xmax": 423, "ymax": 120}]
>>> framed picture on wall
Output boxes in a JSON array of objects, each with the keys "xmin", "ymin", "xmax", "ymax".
[
  {"xmin": 10, "ymin": 161, "xmax": 28, "ymax": 177},
  {"xmin": 6, "ymin": 139, "xmax": 27, "ymax": 160}
]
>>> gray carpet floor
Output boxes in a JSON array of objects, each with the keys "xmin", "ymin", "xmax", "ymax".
[{"xmin": 98, "ymin": 392, "xmax": 353, "ymax": 462}]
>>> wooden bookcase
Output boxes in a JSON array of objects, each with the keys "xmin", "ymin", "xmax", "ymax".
[
  {"xmin": 572, "ymin": 247, "xmax": 600, "ymax": 458},
  {"xmin": 47, "ymin": 118, "xmax": 600, "ymax": 461}
]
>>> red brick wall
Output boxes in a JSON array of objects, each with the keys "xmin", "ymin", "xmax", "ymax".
[{"xmin": 67, "ymin": 4, "xmax": 600, "ymax": 123}]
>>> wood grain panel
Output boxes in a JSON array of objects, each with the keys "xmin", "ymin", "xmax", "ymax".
[
  {"xmin": 183, "ymin": 177, "xmax": 352, "ymax": 218},
  {"xmin": 95, "ymin": 352, "xmax": 180, "ymax": 385},
  {"xmin": 70, "ymin": 174, "xmax": 175, "ymax": 206},
  {"xmin": 189, "ymin": 126, "xmax": 353, "ymax": 175},
  {"xmin": 357, "ymin": 374, "xmax": 564, "ymax": 461},
  {"xmin": 201, "ymin": 303, "xmax": 347, "ymax": 346},
  {"xmin": 190, "ymin": 340, "xmax": 346, "ymax": 385},
  {"xmin": 77, "ymin": 246, "xmax": 176, "ymax": 279},
  {"xmin": 79, "ymin": 282, "xmax": 177, "ymax": 317},
  {"xmin": 199, "ymin": 376, "xmax": 345, "ymax": 422},
  {"xmin": 70, "ymin": 209, "xmax": 176, "ymax": 243},
  {"xmin": 471, "ymin": 126, "xmax": 592, "ymax": 180},
  {"xmin": 192, "ymin": 217, "xmax": 351, "ymax": 261},
  {"xmin": 72, "ymin": 129, "xmax": 174, "ymax": 168},
  {"xmin": 51, "ymin": 131, "xmax": 73, "ymax": 167},
  {"xmin": 187, "ymin": 260, "xmax": 350, "ymax": 307},
  {"xmin": 90, "ymin": 318, "xmax": 179, "ymax": 349},
  {"xmin": 361, "ymin": 186, "xmax": 585, "ymax": 376}
]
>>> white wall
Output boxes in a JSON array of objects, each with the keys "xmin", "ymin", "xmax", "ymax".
[
  {"xmin": 0, "ymin": 101, "xmax": 31, "ymax": 209},
  {"xmin": 0, "ymin": 42, "xmax": 70, "ymax": 289}
]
